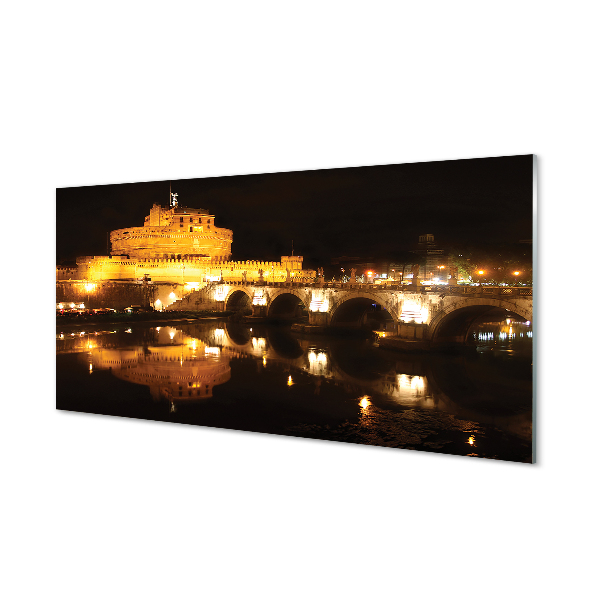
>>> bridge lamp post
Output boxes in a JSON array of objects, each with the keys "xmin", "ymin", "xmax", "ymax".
[{"xmin": 438, "ymin": 265, "xmax": 445, "ymax": 279}]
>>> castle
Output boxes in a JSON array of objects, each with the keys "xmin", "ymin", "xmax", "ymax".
[{"xmin": 57, "ymin": 193, "xmax": 315, "ymax": 310}]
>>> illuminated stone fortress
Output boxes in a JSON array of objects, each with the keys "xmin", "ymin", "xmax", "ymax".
[
  {"xmin": 110, "ymin": 197, "xmax": 233, "ymax": 262},
  {"xmin": 63, "ymin": 192, "xmax": 315, "ymax": 309}
]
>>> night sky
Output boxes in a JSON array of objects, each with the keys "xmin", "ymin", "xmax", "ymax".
[{"xmin": 56, "ymin": 155, "xmax": 533, "ymax": 268}]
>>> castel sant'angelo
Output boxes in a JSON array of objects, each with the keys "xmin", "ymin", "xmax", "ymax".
[{"xmin": 57, "ymin": 192, "xmax": 315, "ymax": 310}]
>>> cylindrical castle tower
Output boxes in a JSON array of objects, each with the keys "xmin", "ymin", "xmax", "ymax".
[{"xmin": 110, "ymin": 203, "xmax": 233, "ymax": 261}]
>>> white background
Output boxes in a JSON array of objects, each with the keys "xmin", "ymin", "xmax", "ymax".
[{"xmin": 2, "ymin": 2, "xmax": 598, "ymax": 599}]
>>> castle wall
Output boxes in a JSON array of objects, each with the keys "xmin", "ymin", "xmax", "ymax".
[
  {"xmin": 73, "ymin": 256, "xmax": 315, "ymax": 285},
  {"xmin": 110, "ymin": 226, "xmax": 233, "ymax": 261}
]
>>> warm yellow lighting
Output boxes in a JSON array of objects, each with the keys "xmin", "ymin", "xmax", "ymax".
[
  {"xmin": 262, "ymin": 356, "xmax": 267, "ymax": 367},
  {"xmin": 252, "ymin": 291, "xmax": 267, "ymax": 306},
  {"xmin": 169, "ymin": 292, "xmax": 176, "ymax": 299},
  {"xmin": 478, "ymin": 270, "xmax": 484, "ymax": 275},
  {"xmin": 287, "ymin": 375, "xmax": 294, "ymax": 386},
  {"xmin": 205, "ymin": 347, "xmax": 220, "ymax": 356},
  {"xmin": 70, "ymin": 303, "xmax": 75, "ymax": 308},
  {"xmin": 467, "ymin": 436, "xmax": 475, "ymax": 446},
  {"xmin": 513, "ymin": 271, "xmax": 520, "ymax": 276},
  {"xmin": 89, "ymin": 364, "xmax": 93, "ymax": 372},
  {"xmin": 252, "ymin": 337, "xmax": 266, "ymax": 351},
  {"xmin": 410, "ymin": 376, "xmax": 425, "ymax": 392},
  {"xmin": 169, "ymin": 331, "xmax": 175, "ymax": 339},
  {"xmin": 359, "ymin": 396, "xmax": 371, "ymax": 409},
  {"xmin": 84, "ymin": 283, "xmax": 96, "ymax": 292},
  {"xmin": 58, "ymin": 303, "xmax": 63, "ymax": 309},
  {"xmin": 438, "ymin": 265, "xmax": 445, "ymax": 269},
  {"xmin": 367, "ymin": 271, "xmax": 373, "ymax": 276}
]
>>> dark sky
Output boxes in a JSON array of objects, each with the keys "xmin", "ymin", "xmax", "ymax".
[{"xmin": 56, "ymin": 155, "xmax": 533, "ymax": 268}]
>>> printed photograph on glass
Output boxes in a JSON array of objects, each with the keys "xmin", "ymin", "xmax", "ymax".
[{"xmin": 56, "ymin": 155, "xmax": 535, "ymax": 462}]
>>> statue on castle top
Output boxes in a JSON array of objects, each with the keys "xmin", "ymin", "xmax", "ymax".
[
  {"xmin": 286, "ymin": 268, "xmax": 291, "ymax": 282},
  {"xmin": 170, "ymin": 192, "xmax": 178, "ymax": 207},
  {"xmin": 258, "ymin": 268, "xmax": 264, "ymax": 283},
  {"xmin": 242, "ymin": 271, "xmax": 247, "ymax": 283},
  {"xmin": 350, "ymin": 268, "xmax": 357, "ymax": 283}
]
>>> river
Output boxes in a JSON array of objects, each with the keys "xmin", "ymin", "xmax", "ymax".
[{"xmin": 56, "ymin": 318, "xmax": 533, "ymax": 462}]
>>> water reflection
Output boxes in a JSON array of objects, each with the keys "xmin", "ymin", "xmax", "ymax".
[
  {"xmin": 58, "ymin": 326, "xmax": 233, "ymax": 404},
  {"xmin": 57, "ymin": 318, "xmax": 532, "ymax": 461}
]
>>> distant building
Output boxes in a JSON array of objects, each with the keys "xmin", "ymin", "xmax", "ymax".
[{"xmin": 417, "ymin": 234, "xmax": 450, "ymax": 283}]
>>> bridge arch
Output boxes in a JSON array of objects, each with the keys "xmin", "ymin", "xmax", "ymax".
[
  {"xmin": 266, "ymin": 288, "xmax": 310, "ymax": 321},
  {"xmin": 427, "ymin": 297, "xmax": 532, "ymax": 346},
  {"xmin": 329, "ymin": 291, "xmax": 400, "ymax": 329},
  {"xmin": 224, "ymin": 287, "xmax": 253, "ymax": 312}
]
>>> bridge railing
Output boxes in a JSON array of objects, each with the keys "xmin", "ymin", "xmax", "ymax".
[{"xmin": 216, "ymin": 279, "xmax": 532, "ymax": 296}]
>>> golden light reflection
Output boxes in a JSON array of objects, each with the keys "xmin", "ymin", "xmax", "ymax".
[
  {"xmin": 410, "ymin": 376, "xmax": 425, "ymax": 392},
  {"xmin": 307, "ymin": 350, "xmax": 328, "ymax": 375},
  {"xmin": 262, "ymin": 356, "xmax": 267, "ymax": 367},
  {"xmin": 252, "ymin": 337, "xmax": 266, "ymax": 351},
  {"xmin": 287, "ymin": 375, "xmax": 294, "ymax": 386},
  {"xmin": 359, "ymin": 396, "xmax": 371, "ymax": 409},
  {"xmin": 467, "ymin": 436, "xmax": 476, "ymax": 446}
]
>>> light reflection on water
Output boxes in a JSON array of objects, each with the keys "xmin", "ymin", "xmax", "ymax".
[{"xmin": 56, "ymin": 318, "xmax": 533, "ymax": 461}]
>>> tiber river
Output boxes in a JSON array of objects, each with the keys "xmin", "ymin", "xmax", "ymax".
[{"xmin": 56, "ymin": 319, "xmax": 533, "ymax": 463}]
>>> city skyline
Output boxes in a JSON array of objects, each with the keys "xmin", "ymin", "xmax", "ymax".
[{"xmin": 56, "ymin": 155, "xmax": 534, "ymax": 268}]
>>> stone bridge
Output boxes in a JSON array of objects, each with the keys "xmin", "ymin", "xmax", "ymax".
[{"xmin": 170, "ymin": 281, "xmax": 532, "ymax": 348}]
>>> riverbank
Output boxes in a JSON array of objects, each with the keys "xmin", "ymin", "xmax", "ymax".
[{"xmin": 56, "ymin": 309, "xmax": 233, "ymax": 328}]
